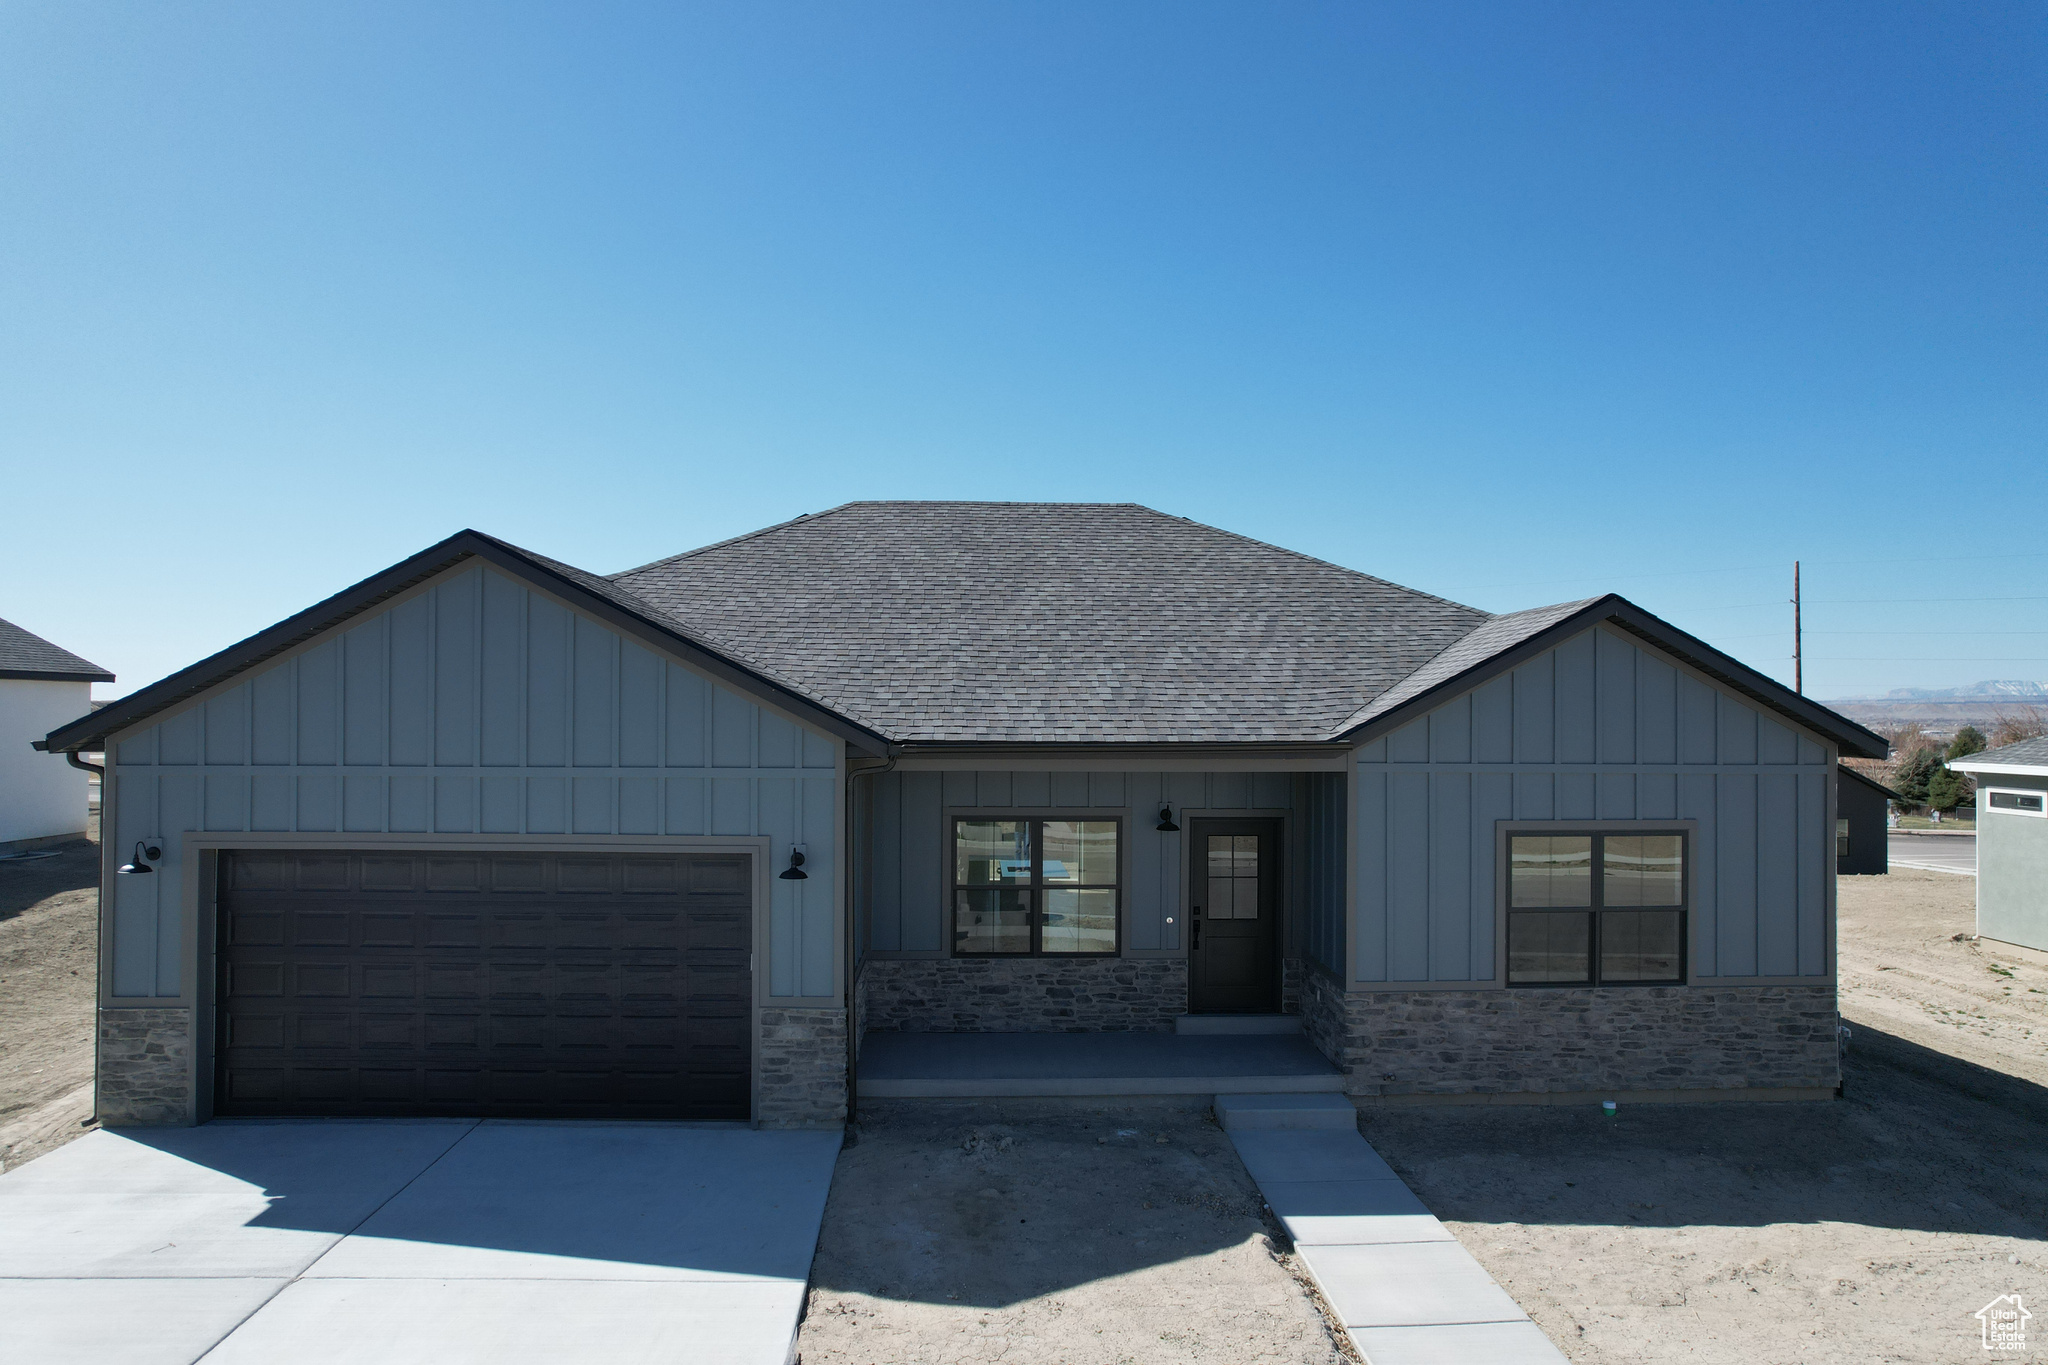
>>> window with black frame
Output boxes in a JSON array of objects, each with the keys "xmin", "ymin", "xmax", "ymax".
[
  {"xmin": 953, "ymin": 817, "xmax": 1120, "ymax": 955},
  {"xmin": 1507, "ymin": 832, "xmax": 1685, "ymax": 985}
]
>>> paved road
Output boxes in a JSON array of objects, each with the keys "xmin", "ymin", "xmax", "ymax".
[
  {"xmin": 0, "ymin": 1119, "xmax": 841, "ymax": 1365},
  {"xmin": 1889, "ymin": 832, "xmax": 1976, "ymax": 876}
]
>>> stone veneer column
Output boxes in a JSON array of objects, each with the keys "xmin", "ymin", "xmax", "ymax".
[
  {"xmin": 97, "ymin": 1007, "xmax": 194, "ymax": 1126},
  {"xmin": 755, "ymin": 1006, "xmax": 849, "ymax": 1129}
]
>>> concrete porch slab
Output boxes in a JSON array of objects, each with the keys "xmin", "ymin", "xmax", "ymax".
[
  {"xmin": 858, "ymin": 1030, "xmax": 1344, "ymax": 1098},
  {"xmin": 1174, "ymin": 1013, "xmax": 1303, "ymax": 1035}
]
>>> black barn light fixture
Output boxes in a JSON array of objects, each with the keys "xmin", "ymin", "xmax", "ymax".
[
  {"xmin": 779, "ymin": 848, "xmax": 809, "ymax": 880},
  {"xmin": 1155, "ymin": 804, "xmax": 1179, "ymax": 832},
  {"xmin": 118, "ymin": 840, "xmax": 163, "ymax": 875}
]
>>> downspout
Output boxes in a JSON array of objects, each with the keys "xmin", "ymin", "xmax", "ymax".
[
  {"xmin": 66, "ymin": 751, "xmax": 103, "ymax": 777},
  {"xmin": 842, "ymin": 751, "xmax": 897, "ymax": 1146}
]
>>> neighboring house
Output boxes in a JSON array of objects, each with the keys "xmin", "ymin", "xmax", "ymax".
[
  {"xmin": 2, "ymin": 615, "xmax": 114, "ymax": 854},
  {"xmin": 1835, "ymin": 765, "xmax": 1899, "ymax": 875},
  {"xmin": 1949, "ymin": 737, "xmax": 2048, "ymax": 952},
  {"xmin": 34, "ymin": 503, "xmax": 1886, "ymax": 1128}
]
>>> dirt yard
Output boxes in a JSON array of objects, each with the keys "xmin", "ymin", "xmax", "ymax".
[
  {"xmin": 798, "ymin": 1097, "xmax": 1353, "ymax": 1365},
  {"xmin": 0, "ymin": 831, "xmax": 100, "ymax": 1173},
  {"xmin": 1365, "ymin": 870, "xmax": 2048, "ymax": 1365}
]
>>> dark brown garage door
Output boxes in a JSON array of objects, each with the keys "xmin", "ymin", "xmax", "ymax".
[{"xmin": 215, "ymin": 850, "xmax": 751, "ymax": 1120}]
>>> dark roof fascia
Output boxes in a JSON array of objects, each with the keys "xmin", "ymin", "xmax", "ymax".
[
  {"xmin": 38, "ymin": 531, "xmax": 889, "ymax": 757},
  {"xmin": 1838, "ymin": 765, "xmax": 1903, "ymax": 800},
  {"xmin": 3, "ymin": 666, "xmax": 115, "ymax": 683},
  {"xmin": 890, "ymin": 741, "xmax": 1354, "ymax": 763},
  {"xmin": 1332, "ymin": 595, "xmax": 1892, "ymax": 760}
]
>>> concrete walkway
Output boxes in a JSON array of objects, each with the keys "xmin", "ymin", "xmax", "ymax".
[
  {"xmin": 1218, "ymin": 1095, "xmax": 1567, "ymax": 1364},
  {"xmin": 0, "ymin": 1119, "xmax": 841, "ymax": 1365}
]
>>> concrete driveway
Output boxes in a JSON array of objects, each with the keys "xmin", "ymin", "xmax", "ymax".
[{"xmin": 0, "ymin": 1119, "xmax": 841, "ymax": 1365}]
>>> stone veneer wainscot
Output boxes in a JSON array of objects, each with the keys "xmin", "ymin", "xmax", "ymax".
[
  {"xmin": 1300, "ymin": 970, "xmax": 1841, "ymax": 1099},
  {"xmin": 860, "ymin": 957, "xmax": 1189, "ymax": 1033}
]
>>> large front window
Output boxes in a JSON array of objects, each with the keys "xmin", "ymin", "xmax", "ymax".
[
  {"xmin": 1507, "ymin": 832, "xmax": 1686, "ymax": 986},
  {"xmin": 953, "ymin": 817, "xmax": 1120, "ymax": 955}
]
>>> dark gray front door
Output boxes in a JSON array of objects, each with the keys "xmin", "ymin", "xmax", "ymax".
[
  {"xmin": 214, "ymin": 849, "xmax": 751, "ymax": 1121},
  {"xmin": 1188, "ymin": 818, "xmax": 1280, "ymax": 1013}
]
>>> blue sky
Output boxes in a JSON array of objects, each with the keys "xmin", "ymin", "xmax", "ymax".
[{"xmin": 3, "ymin": 2, "xmax": 2042, "ymax": 702}]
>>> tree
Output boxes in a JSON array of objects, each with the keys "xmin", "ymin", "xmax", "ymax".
[
  {"xmin": 1991, "ymin": 705, "xmax": 2048, "ymax": 748},
  {"xmin": 1891, "ymin": 748, "xmax": 1943, "ymax": 810},
  {"xmin": 1928, "ymin": 765, "xmax": 1974, "ymax": 815},
  {"xmin": 1945, "ymin": 726, "xmax": 1987, "ymax": 762}
]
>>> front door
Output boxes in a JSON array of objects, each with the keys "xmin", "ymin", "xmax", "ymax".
[{"xmin": 1188, "ymin": 818, "xmax": 1280, "ymax": 1013}]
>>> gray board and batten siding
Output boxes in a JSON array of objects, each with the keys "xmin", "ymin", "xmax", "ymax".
[
  {"xmin": 101, "ymin": 561, "xmax": 843, "ymax": 1006},
  {"xmin": 1353, "ymin": 624, "xmax": 1835, "ymax": 988},
  {"xmin": 859, "ymin": 770, "xmax": 1347, "ymax": 974}
]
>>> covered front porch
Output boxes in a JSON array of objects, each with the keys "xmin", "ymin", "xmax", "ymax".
[{"xmin": 856, "ymin": 1015, "xmax": 1344, "ymax": 1099}]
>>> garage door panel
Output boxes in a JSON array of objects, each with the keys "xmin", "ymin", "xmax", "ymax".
[
  {"xmin": 291, "ymin": 911, "xmax": 351, "ymax": 946},
  {"xmin": 217, "ymin": 850, "xmax": 755, "ymax": 1120}
]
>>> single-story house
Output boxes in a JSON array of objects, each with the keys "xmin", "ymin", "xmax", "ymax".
[
  {"xmin": 36, "ymin": 503, "xmax": 1887, "ymax": 1128},
  {"xmin": 1836, "ymin": 765, "xmax": 1899, "ymax": 875},
  {"xmin": 3, "ymin": 616, "xmax": 113, "ymax": 855},
  {"xmin": 1950, "ymin": 737, "xmax": 2048, "ymax": 952}
]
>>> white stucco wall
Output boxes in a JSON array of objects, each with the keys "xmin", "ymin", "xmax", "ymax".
[{"xmin": 1, "ymin": 679, "xmax": 93, "ymax": 845}]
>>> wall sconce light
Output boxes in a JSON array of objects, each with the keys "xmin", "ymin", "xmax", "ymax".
[
  {"xmin": 1155, "ymin": 804, "xmax": 1179, "ymax": 832},
  {"xmin": 118, "ymin": 840, "xmax": 163, "ymax": 875},
  {"xmin": 779, "ymin": 848, "xmax": 809, "ymax": 880}
]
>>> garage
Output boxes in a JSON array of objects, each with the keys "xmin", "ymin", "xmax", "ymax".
[{"xmin": 214, "ymin": 849, "xmax": 752, "ymax": 1121}]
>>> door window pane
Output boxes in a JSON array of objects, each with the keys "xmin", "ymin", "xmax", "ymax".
[
  {"xmin": 956, "ymin": 821, "xmax": 1031, "ymax": 885},
  {"xmin": 1602, "ymin": 836, "xmax": 1683, "ymax": 907},
  {"xmin": 1205, "ymin": 835, "xmax": 1261, "ymax": 918},
  {"xmin": 955, "ymin": 889, "xmax": 1031, "ymax": 954},
  {"xmin": 1508, "ymin": 911, "xmax": 1592, "ymax": 984},
  {"xmin": 1043, "ymin": 889, "xmax": 1117, "ymax": 953},
  {"xmin": 1043, "ymin": 821, "xmax": 1117, "ymax": 885},
  {"xmin": 1599, "ymin": 910, "xmax": 1682, "ymax": 982},
  {"xmin": 1509, "ymin": 837, "xmax": 1592, "ymax": 907}
]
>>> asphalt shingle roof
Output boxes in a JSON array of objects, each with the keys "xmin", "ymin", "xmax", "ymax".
[
  {"xmin": 0, "ymin": 616, "xmax": 113, "ymax": 683},
  {"xmin": 611, "ymin": 502, "xmax": 1503, "ymax": 744},
  {"xmin": 1954, "ymin": 735, "xmax": 2048, "ymax": 772}
]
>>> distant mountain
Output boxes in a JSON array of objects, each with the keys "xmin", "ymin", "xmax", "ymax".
[{"xmin": 1828, "ymin": 680, "xmax": 2048, "ymax": 702}]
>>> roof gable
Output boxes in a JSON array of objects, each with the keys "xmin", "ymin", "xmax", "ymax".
[
  {"xmin": 38, "ymin": 532, "xmax": 885, "ymax": 756},
  {"xmin": 0, "ymin": 616, "xmax": 113, "ymax": 683}
]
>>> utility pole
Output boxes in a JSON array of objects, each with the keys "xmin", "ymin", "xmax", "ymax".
[{"xmin": 1792, "ymin": 560, "xmax": 1802, "ymax": 696}]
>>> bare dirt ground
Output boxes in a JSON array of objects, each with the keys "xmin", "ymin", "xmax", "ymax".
[
  {"xmin": 797, "ymin": 1097, "xmax": 1353, "ymax": 1365},
  {"xmin": 0, "ymin": 826, "xmax": 99, "ymax": 1173},
  {"xmin": 1366, "ymin": 870, "xmax": 2048, "ymax": 1364}
]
